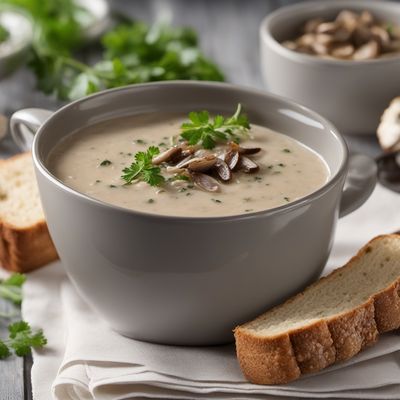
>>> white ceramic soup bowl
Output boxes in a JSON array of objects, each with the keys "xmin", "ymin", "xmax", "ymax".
[
  {"xmin": 260, "ymin": 0, "xmax": 400, "ymax": 135},
  {"xmin": 11, "ymin": 82, "xmax": 377, "ymax": 345}
]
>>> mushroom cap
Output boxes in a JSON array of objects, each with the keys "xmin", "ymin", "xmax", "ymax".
[{"xmin": 377, "ymin": 97, "xmax": 400, "ymax": 152}]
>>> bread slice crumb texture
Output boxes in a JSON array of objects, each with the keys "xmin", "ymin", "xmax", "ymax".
[
  {"xmin": 242, "ymin": 236, "xmax": 400, "ymax": 336},
  {"xmin": 0, "ymin": 153, "xmax": 44, "ymax": 228}
]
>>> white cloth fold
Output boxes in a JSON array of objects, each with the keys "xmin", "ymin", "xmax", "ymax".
[{"xmin": 22, "ymin": 184, "xmax": 400, "ymax": 400}]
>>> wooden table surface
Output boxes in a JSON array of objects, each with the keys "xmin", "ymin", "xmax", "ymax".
[{"xmin": 0, "ymin": 0, "xmax": 383, "ymax": 399}]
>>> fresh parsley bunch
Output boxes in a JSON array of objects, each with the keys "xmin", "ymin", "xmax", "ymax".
[
  {"xmin": 0, "ymin": 273, "xmax": 47, "ymax": 359},
  {"xmin": 34, "ymin": 22, "xmax": 224, "ymax": 100},
  {"xmin": 122, "ymin": 146, "xmax": 165, "ymax": 186},
  {"xmin": 180, "ymin": 103, "xmax": 250, "ymax": 149},
  {"xmin": 6, "ymin": 0, "xmax": 225, "ymax": 102}
]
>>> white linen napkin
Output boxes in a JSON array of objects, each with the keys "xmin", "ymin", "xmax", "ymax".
[{"xmin": 21, "ymin": 184, "xmax": 400, "ymax": 400}]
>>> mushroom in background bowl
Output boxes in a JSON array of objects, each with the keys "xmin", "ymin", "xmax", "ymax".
[
  {"xmin": 260, "ymin": 0, "xmax": 400, "ymax": 135},
  {"xmin": 283, "ymin": 9, "xmax": 400, "ymax": 61}
]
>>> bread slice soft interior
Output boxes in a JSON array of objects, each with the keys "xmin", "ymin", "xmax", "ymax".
[
  {"xmin": 0, "ymin": 153, "xmax": 58, "ymax": 272},
  {"xmin": 234, "ymin": 234, "xmax": 400, "ymax": 385}
]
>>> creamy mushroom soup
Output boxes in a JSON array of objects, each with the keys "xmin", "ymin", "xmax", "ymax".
[{"xmin": 48, "ymin": 113, "xmax": 329, "ymax": 217}]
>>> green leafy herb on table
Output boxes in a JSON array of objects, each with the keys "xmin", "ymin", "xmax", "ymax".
[
  {"xmin": 180, "ymin": 103, "xmax": 250, "ymax": 149},
  {"xmin": 0, "ymin": 273, "xmax": 26, "ymax": 305},
  {"xmin": 32, "ymin": 22, "xmax": 224, "ymax": 101},
  {"xmin": 0, "ymin": 24, "xmax": 9, "ymax": 44},
  {"xmin": 0, "ymin": 273, "xmax": 47, "ymax": 359},
  {"xmin": 0, "ymin": 321, "xmax": 46, "ymax": 359},
  {"xmin": 122, "ymin": 146, "xmax": 165, "ymax": 186},
  {"xmin": 4, "ymin": 0, "xmax": 225, "ymax": 102}
]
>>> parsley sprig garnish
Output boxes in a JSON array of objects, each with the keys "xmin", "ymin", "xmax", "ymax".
[
  {"xmin": 0, "ymin": 273, "xmax": 47, "ymax": 359},
  {"xmin": 122, "ymin": 146, "xmax": 165, "ymax": 186},
  {"xmin": 180, "ymin": 103, "xmax": 250, "ymax": 149},
  {"xmin": 0, "ymin": 321, "xmax": 47, "ymax": 359}
]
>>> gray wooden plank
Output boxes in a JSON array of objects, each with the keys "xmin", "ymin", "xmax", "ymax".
[{"xmin": 0, "ymin": 299, "xmax": 24, "ymax": 400}]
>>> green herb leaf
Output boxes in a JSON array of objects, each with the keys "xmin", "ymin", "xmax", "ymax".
[
  {"xmin": 0, "ymin": 340, "xmax": 10, "ymax": 359},
  {"xmin": 0, "ymin": 273, "xmax": 26, "ymax": 305},
  {"xmin": 180, "ymin": 104, "xmax": 250, "ymax": 149},
  {"xmin": 122, "ymin": 146, "xmax": 165, "ymax": 186},
  {"xmin": 0, "ymin": 24, "xmax": 9, "ymax": 44},
  {"xmin": 22, "ymin": 14, "xmax": 224, "ymax": 101},
  {"xmin": 8, "ymin": 321, "xmax": 47, "ymax": 357}
]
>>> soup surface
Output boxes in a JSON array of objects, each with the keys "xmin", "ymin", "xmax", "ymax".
[{"xmin": 48, "ymin": 114, "xmax": 329, "ymax": 217}]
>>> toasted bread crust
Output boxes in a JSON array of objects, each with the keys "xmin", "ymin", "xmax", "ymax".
[
  {"xmin": 0, "ymin": 153, "xmax": 58, "ymax": 272},
  {"xmin": 290, "ymin": 321, "xmax": 335, "ymax": 373},
  {"xmin": 234, "ymin": 235, "xmax": 400, "ymax": 385},
  {"xmin": 0, "ymin": 219, "xmax": 58, "ymax": 272}
]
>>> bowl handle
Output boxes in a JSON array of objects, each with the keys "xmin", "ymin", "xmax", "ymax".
[
  {"xmin": 339, "ymin": 154, "xmax": 377, "ymax": 218},
  {"xmin": 10, "ymin": 108, "xmax": 53, "ymax": 151}
]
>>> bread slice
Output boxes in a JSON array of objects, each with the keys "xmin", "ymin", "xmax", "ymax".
[
  {"xmin": 234, "ymin": 234, "xmax": 400, "ymax": 385},
  {"xmin": 0, "ymin": 152, "xmax": 58, "ymax": 272}
]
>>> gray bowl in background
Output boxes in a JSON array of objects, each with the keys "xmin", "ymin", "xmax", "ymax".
[{"xmin": 260, "ymin": 0, "xmax": 400, "ymax": 135}]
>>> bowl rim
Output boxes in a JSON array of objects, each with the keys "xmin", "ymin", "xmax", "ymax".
[
  {"xmin": 32, "ymin": 80, "xmax": 348, "ymax": 223},
  {"xmin": 260, "ymin": 0, "xmax": 400, "ymax": 67}
]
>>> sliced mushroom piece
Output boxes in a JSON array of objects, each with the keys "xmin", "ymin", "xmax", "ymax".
[
  {"xmin": 225, "ymin": 150, "xmax": 240, "ymax": 170},
  {"xmin": 303, "ymin": 17, "xmax": 324, "ymax": 33},
  {"xmin": 191, "ymin": 172, "xmax": 219, "ymax": 192},
  {"xmin": 187, "ymin": 155, "xmax": 217, "ymax": 172},
  {"xmin": 239, "ymin": 147, "xmax": 261, "ymax": 155},
  {"xmin": 315, "ymin": 33, "xmax": 335, "ymax": 45},
  {"xmin": 335, "ymin": 10, "xmax": 359, "ymax": 32},
  {"xmin": 238, "ymin": 156, "xmax": 259, "ymax": 173},
  {"xmin": 316, "ymin": 22, "xmax": 339, "ymax": 35},
  {"xmin": 214, "ymin": 159, "xmax": 232, "ymax": 182},
  {"xmin": 229, "ymin": 142, "xmax": 261, "ymax": 155},
  {"xmin": 166, "ymin": 166, "xmax": 185, "ymax": 174},
  {"xmin": 175, "ymin": 155, "xmax": 197, "ymax": 169},
  {"xmin": 360, "ymin": 10, "xmax": 374, "ymax": 26},
  {"xmin": 311, "ymin": 42, "xmax": 329, "ymax": 55},
  {"xmin": 371, "ymin": 25, "xmax": 390, "ymax": 48},
  {"xmin": 353, "ymin": 40, "xmax": 379, "ymax": 60},
  {"xmin": 297, "ymin": 33, "xmax": 316, "ymax": 47},
  {"xmin": 330, "ymin": 43, "xmax": 355, "ymax": 58},
  {"xmin": 152, "ymin": 146, "xmax": 182, "ymax": 165}
]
